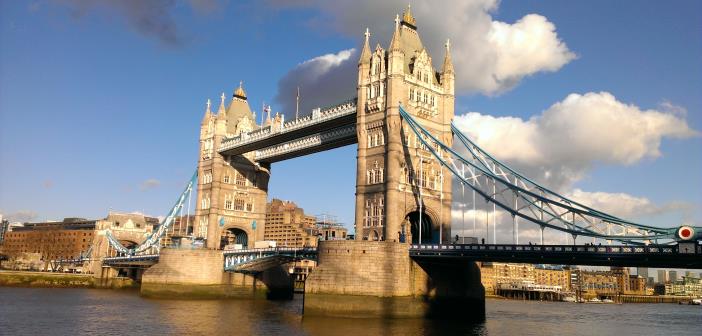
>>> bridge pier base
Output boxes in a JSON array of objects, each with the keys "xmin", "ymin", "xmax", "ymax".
[
  {"xmin": 304, "ymin": 241, "xmax": 485, "ymax": 320},
  {"xmin": 141, "ymin": 249, "xmax": 291, "ymax": 299}
]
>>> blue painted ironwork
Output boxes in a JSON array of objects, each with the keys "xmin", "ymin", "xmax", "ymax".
[
  {"xmin": 102, "ymin": 254, "xmax": 159, "ymax": 266},
  {"xmin": 105, "ymin": 171, "xmax": 197, "ymax": 255},
  {"xmin": 399, "ymin": 105, "xmax": 701, "ymax": 244},
  {"xmin": 223, "ymin": 247, "xmax": 318, "ymax": 273}
]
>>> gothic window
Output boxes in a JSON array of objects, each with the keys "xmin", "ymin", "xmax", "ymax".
[
  {"xmin": 409, "ymin": 88, "xmax": 414, "ymax": 101},
  {"xmin": 416, "ymin": 90, "xmax": 421, "ymax": 102},
  {"xmin": 246, "ymin": 202, "xmax": 253, "ymax": 212},
  {"xmin": 224, "ymin": 200, "xmax": 233, "ymax": 210},
  {"xmin": 367, "ymin": 161, "xmax": 384, "ymax": 184},
  {"xmin": 223, "ymin": 175, "xmax": 230, "ymax": 184},
  {"xmin": 202, "ymin": 170, "xmax": 212, "ymax": 184},
  {"xmin": 201, "ymin": 194, "xmax": 210, "ymax": 209},
  {"xmin": 368, "ymin": 86, "xmax": 373, "ymax": 98},
  {"xmin": 373, "ymin": 84, "xmax": 380, "ymax": 98},
  {"xmin": 431, "ymin": 95, "xmax": 435, "ymax": 106},
  {"xmin": 424, "ymin": 73, "xmax": 429, "ymax": 83},
  {"xmin": 235, "ymin": 171, "xmax": 246, "ymax": 186},
  {"xmin": 423, "ymin": 93, "xmax": 428, "ymax": 104},
  {"xmin": 234, "ymin": 198, "xmax": 246, "ymax": 211}
]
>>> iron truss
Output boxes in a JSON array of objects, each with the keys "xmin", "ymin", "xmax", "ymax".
[
  {"xmin": 223, "ymin": 247, "xmax": 318, "ymax": 273},
  {"xmin": 106, "ymin": 171, "xmax": 197, "ymax": 256},
  {"xmin": 399, "ymin": 105, "xmax": 700, "ymax": 244}
]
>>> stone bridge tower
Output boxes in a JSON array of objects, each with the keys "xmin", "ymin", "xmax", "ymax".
[
  {"xmin": 355, "ymin": 7, "xmax": 455, "ymax": 243},
  {"xmin": 195, "ymin": 84, "xmax": 270, "ymax": 249}
]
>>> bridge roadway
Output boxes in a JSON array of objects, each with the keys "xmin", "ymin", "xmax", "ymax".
[
  {"xmin": 220, "ymin": 243, "xmax": 702, "ymax": 272},
  {"xmin": 409, "ymin": 243, "xmax": 702, "ymax": 269}
]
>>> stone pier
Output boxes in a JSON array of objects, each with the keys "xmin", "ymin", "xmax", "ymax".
[
  {"xmin": 304, "ymin": 241, "xmax": 485, "ymax": 320},
  {"xmin": 141, "ymin": 248, "xmax": 292, "ymax": 299}
]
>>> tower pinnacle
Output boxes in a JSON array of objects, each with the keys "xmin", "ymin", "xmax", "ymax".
[
  {"xmin": 359, "ymin": 27, "xmax": 372, "ymax": 64},
  {"xmin": 389, "ymin": 14, "xmax": 402, "ymax": 51},
  {"xmin": 442, "ymin": 38, "xmax": 454, "ymax": 74},
  {"xmin": 401, "ymin": 4, "xmax": 416, "ymax": 29},
  {"xmin": 233, "ymin": 81, "xmax": 247, "ymax": 100}
]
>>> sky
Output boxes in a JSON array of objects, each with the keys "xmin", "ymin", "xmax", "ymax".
[{"xmin": 1, "ymin": 0, "xmax": 701, "ymax": 258}]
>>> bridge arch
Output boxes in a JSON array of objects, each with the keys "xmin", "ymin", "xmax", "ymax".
[
  {"xmin": 404, "ymin": 207, "xmax": 440, "ymax": 244},
  {"xmin": 219, "ymin": 226, "xmax": 249, "ymax": 250}
]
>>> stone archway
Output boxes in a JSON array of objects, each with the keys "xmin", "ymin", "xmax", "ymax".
[
  {"xmin": 219, "ymin": 227, "xmax": 248, "ymax": 250},
  {"xmin": 371, "ymin": 229, "xmax": 382, "ymax": 241},
  {"xmin": 405, "ymin": 211, "xmax": 436, "ymax": 244}
]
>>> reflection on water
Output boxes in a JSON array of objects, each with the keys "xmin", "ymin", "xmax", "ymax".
[{"xmin": 0, "ymin": 287, "xmax": 699, "ymax": 336}]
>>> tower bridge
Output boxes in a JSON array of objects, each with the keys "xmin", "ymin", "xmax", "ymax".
[{"xmin": 91, "ymin": 5, "xmax": 701, "ymax": 319}]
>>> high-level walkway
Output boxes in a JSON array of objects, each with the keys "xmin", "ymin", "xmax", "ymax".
[{"xmin": 218, "ymin": 100, "xmax": 357, "ymax": 162}]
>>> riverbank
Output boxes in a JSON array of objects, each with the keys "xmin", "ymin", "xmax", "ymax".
[{"xmin": 0, "ymin": 270, "xmax": 137, "ymax": 289}]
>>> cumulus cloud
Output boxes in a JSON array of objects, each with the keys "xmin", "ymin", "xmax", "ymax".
[
  {"xmin": 52, "ymin": 0, "xmax": 222, "ymax": 46},
  {"xmin": 453, "ymin": 92, "xmax": 699, "ymax": 190},
  {"xmin": 140, "ymin": 178, "xmax": 161, "ymax": 191},
  {"xmin": 274, "ymin": 49, "xmax": 358, "ymax": 116},
  {"xmin": 447, "ymin": 92, "xmax": 698, "ymax": 240},
  {"xmin": 269, "ymin": 0, "xmax": 574, "ymax": 107},
  {"xmin": 566, "ymin": 189, "xmax": 693, "ymax": 219}
]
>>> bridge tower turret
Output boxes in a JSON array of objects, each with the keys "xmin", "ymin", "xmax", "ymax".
[
  {"xmin": 354, "ymin": 6, "xmax": 454, "ymax": 244},
  {"xmin": 194, "ymin": 84, "xmax": 270, "ymax": 250}
]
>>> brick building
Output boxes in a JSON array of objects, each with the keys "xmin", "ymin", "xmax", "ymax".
[{"xmin": 1, "ymin": 218, "xmax": 96, "ymax": 268}]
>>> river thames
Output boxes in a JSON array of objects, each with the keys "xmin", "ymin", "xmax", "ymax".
[{"xmin": 0, "ymin": 287, "xmax": 699, "ymax": 335}]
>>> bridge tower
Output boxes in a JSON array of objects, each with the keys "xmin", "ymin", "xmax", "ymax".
[
  {"xmin": 195, "ymin": 84, "xmax": 270, "ymax": 249},
  {"xmin": 355, "ymin": 7, "xmax": 454, "ymax": 243}
]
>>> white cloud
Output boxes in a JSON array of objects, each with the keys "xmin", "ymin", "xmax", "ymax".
[
  {"xmin": 566, "ymin": 189, "xmax": 692, "ymax": 219},
  {"xmin": 269, "ymin": 0, "xmax": 575, "ymax": 111},
  {"xmin": 453, "ymin": 92, "xmax": 699, "ymax": 190}
]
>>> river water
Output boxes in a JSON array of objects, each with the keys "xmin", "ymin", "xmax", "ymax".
[{"xmin": 0, "ymin": 287, "xmax": 699, "ymax": 335}]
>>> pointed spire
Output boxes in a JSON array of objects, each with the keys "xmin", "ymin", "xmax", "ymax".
[
  {"xmin": 359, "ymin": 27, "xmax": 372, "ymax": 65},
  {"xmin": 202, "ymin": 98, "xmax": 212, "ymax": 123},
  {"xmin": 217, "ymin": 92, "xmax": 227, "ymax": 120},
  {"xmin": 389, "ymin": 14, "xmax": 402, "ymax": 52},
  {"xmin": 442, "ymin": 38, "xmax": 454, "ymax": 74}
]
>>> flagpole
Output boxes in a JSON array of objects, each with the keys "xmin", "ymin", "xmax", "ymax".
[{"xmin": 296, "ymin": 86, "xmax": 300, "ymax": 120}]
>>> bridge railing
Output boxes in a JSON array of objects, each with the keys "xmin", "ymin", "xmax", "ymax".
[
  {"xmin": 219, "ymin": 100, "xmax": 356, "ymax": 152},
  {"xmin": 409, "ymin": 244, "xmax": 678, "ymax": 254},
  {"xmin": 223, "ymin": 246, "xmax": 318, "ymax": 256}
]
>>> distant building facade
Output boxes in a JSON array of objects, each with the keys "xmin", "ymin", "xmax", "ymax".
[
  {"xmin": 1, "ymin": 218, "xmax": 97, "ymax": 268},
  {"xmin": 264, "ymin": 199, "xmax": 318, "ymax": 248}
]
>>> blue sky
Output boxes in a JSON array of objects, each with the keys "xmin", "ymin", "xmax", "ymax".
[{"xmin": 1, "ymin": 0, "xmax": 700, "ymax": 244}]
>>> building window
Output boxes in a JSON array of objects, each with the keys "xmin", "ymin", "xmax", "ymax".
[
  {"xmin": 224, "ymin": 200, "xmax": 233, "ymax": 210},
  {"xmin": 367, "ymin": 161, "xmax": 384, "ymax": 184},
  {"xmin": 235, "ymin": 172, "xmax": 246, "ymax": 186},
  {"xmin": 235, "ymin": 199, "xmax": 246, "ymax": 211},
  {"xmin": 223, "ymin": 175, "xmax": 230, "ymax": 184},
  {"xmin": 364, "ymin": 196, "xmax": 385, "ymax": 229},
  {"xmin": 409, "ymin": 88, "xmax": 414, "ymax": 101},
  {"xmin": 203, "ymin": 170, "xmax": 212, "ymax": 184}
]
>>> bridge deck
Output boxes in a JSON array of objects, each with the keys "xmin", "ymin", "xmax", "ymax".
[{"xmin": 410, "ymin": 244, "xmax": 702, "ymax": 269}]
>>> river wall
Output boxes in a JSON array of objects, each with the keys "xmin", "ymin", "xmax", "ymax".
[{"xmin": 0, "ymin": 270, "xmax": 136, "ymax": 289}]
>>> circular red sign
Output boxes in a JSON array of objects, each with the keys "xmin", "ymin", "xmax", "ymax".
[{"xmin": 680, "ymin": 228, "xmax": 691, "ymax": 238}]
